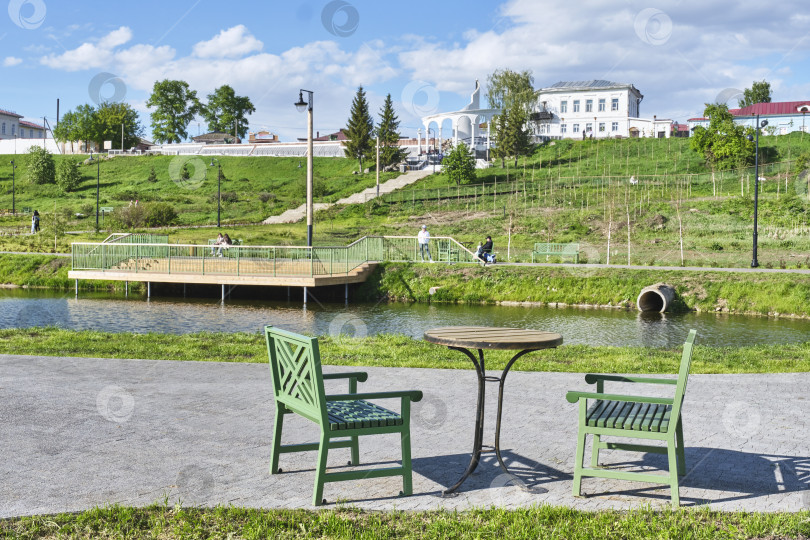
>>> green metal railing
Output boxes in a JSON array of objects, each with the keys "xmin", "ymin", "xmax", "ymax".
[{"xmin": 71, "ymin": 236, "xmax": 477, "ymax": 277}]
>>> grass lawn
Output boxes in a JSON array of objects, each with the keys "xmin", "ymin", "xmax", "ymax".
[
  {"xmin": 1, "ymin": 504, "xmax": 808, "ymax": 539},
  {"xmin": 2, "ymin": 328, "xmax": 810, "ymax": 374}
]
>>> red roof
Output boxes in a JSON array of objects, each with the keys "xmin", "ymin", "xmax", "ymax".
[
  {"xmin": 0, "ymin": 108, "xmax": 23, "ymax": 118},
  {"xmin": 733, "ymin": 101, "xmax": 810, "ymax": 117},
  {"xmin": 19, "ymin": 120, "xmax": 44, "ymax": 130},
  {"xmin": 688, "ymin": 117, "xmax": 707, "ymax": 122},
  {"xmin": 311, "ymin": 129, "xmax": 348, "ymax": 142}
]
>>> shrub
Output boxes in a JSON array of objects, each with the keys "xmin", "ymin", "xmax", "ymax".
[
  {"xmin": 147, "ymin": 166, "xmax": 158, "ymax": 183},
  {"xmin": 144, "ymin": 202, "xmax": 178, "ymax": 227},
  {"xmin": 210, "ymin": 191, "xmax": 238, "ymax": 203},
  {"xmin": 26, "ymin": 146, "xmax": 56, "ymax": 185},
  {"xmin": 56, "ymin": 159, "xmax": 82, "ymax": 192},
  {"xmin": 110, "ymin": 205, "xmax": 146, "ymax": 229},
  {"xmin": 79, "ymin": 203, "xmax": 94, "ymax": 216},
  {"xmin": 258, "ymin": 192, "xmax": 276, "ymax": 203}
]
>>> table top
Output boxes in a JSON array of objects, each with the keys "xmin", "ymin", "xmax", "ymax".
[{"xmin": 424, "ymin": 326, "xmax": 563, "ymax": 351}]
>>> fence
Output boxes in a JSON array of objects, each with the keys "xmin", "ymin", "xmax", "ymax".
[{"xmin": 71, "ymin": 236, "xmax": 477, "ymax": 277}]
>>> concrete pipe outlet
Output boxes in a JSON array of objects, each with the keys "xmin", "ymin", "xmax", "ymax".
[{"xmin": 637, "ymin": 283, "xmax": 676, "ymax": 313}]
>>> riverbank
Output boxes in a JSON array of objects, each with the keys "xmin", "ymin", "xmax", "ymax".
[
  {"xmin": 0, "ymin": 254, "xmax": 134, "ymax": 291},
  {"xmin": 2, "ymin": 328, "xmax": 809, "ymax": 373},
  {"xmin": 356, "ymin": 262, "xmax": 810, "ymax": 317}
]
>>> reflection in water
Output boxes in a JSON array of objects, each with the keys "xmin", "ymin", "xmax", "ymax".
[{"xmin": 1, "ymin": 289, "xmax": 809, "ymax": 348}]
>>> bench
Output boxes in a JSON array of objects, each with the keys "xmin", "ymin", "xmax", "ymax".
[
  {"xmin": 265, "ymin": 326, "xmax": 423, "ymax": 506},
  {"xmin": 532, "ymin": 242, "xmax": 579, "ymax": 263},
  {"xmin": 565, "ymin": 329, "xmax": 696, "ymax": 506},
  {"xmin": 207, "ymin": 238, "xmax": 242, "ymax": 246}
]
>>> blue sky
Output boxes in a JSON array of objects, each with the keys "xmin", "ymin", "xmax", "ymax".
[{"xmin": 3, "ymin": 0, "xmax": 810, "ymax": 141}]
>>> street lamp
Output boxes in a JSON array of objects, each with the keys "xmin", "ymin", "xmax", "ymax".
[
  {"xmin": 747, "ymin": 115, "xmax": 768, "ymax": 268},
  {"xmin": 9, "ymin": 160, "xmax": 16, "ymax": 215},
  {"xmin": 209, "ymin": 158, "xmax": 222, "ymax": 228},
  {"xmin": 294, "ymin": 89, "xmax": 314, "ymax": 247},
  {"xmin": 89, "ymin": 153, "xmax": 100, "ymax": 230}
]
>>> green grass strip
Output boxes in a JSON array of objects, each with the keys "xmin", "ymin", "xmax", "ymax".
[
  {"xmin": 2, "ymin": 328, "xmax": 810, "ymax": 374},
  {"xmin": 1, "ymin": 504, "xmax": 809, "ymax": 539}
]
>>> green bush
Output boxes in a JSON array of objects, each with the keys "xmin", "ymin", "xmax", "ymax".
[
  {"xmin": 26, "ymin": 146, "xmax": 55, "ymax": 185},
  {"xmin": 258, "ymin": 192, "xmax": 276, "ymax": 203},
  {"xmin": 110, "ymin": 205, "xmax": 146, "ymax": 229},
  {"xmin": 56, "ymin": 159, "xmax": 82, "ymax": 192},
  {"xmin": 144, "ymin": 202, "xmax": 178, "ymax": 227},
  {"xmin": 147, "ymin": 166, "xmax": 158, "ymax": 183}
]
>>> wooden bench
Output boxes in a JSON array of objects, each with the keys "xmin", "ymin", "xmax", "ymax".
[
  {"xmin": 565, "ymin": 329, "xmax": 696, "ymax": 506},
  {"xmin": 265, "ymin": 326, "xmax": 423, "ymax": 506},
  {"xmin": 532, "ymin": 242, "xmax": 579, "ymax": 263}
]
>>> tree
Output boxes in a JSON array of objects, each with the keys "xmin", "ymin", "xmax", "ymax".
[
  {"xmin": 739, "ymin": 80, "xmax": 772, "ymax": 108},
  {"xmin": 201, "ymin": 85, "xmax": 255, "ymax": 140},
  {"xmin": 53, "ymin": 110, "xmax": 79, "ymax": 150},
  {"xmin": 146, "ymin": 79, "xmax": 200, "ymax": 144},
  {"xmin": 486, "ymin": 69, "xmax": 538, "ymax": 166},
  {"xmin": 343, "ymin": 86, "xmax": 375, "ymax": 172},
  {"xmin": 56, "ymin": 159, "xmax": 81, "ymax": 191},
  {"xmin": 690, "ymin": 103, "xmax": 755, "ymax": 170},
  {"xmin": 442, "ymin": 142, "xmax": 477, "ymax": 185},
  {"xmin": 94, "ymin": 101, "xmax": 143, "ymax": 150},
  {"xmin": 26, "ymin": 146, "xmax": 56, "ymax": 184},
  {"xmin": 73, "ymin": 104, "xmax": 99, "ymax": 152},
  {"xmin": 375, "ymin": 93, "xmax": 407, "ymax": 169}
]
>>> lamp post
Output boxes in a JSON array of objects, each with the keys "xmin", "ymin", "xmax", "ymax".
[
  {"xmin": 89, "ymin": 153, "xmax": 100, "ymax": 230},
  {"xmin": 747, "ymin": 115, "xmax": 768, "ymax": 268},
  {"xmin": 209, "ymin": 158, "xmax": 222, "ymax": 228},
  {"xmin": 294, "ymin": 89, "xmax": 314, "ymax": 247},
  {"xmin": 9, "ymin": 160, "xmax": 16, "ymax": 215}
]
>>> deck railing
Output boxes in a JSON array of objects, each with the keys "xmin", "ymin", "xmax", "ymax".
[{"xmin": 71, "ymin": 236, "xmax": 477, "ymax": 277}]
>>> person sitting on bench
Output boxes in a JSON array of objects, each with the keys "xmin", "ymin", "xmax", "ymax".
[{"xmin": 477, "ymin": 236, "xmax": 495, "ymax": 264}]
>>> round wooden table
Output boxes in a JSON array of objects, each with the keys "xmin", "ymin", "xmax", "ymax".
[{"xmin": 424, "ymin": 326, "xmax": 563, "ymax": 495}]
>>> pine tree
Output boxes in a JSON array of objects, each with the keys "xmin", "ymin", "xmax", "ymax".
[
  {"xmin": 376, "ymin": 93, "xmax": 407, "ymax": 170},
  {"xmin": 343, "ymin": 86, "xmax": 375, "ymax": 172}
]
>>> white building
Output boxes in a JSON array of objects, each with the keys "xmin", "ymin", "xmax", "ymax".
[
  {"xmin": 420, "ymin": 80, "xmax": 499, "ymax": 156},
  {"xmin": 0, "ymin": 108, "xmax": 46, "ymax": 140},
  {"xmin": 532, "ymin": 80, "xmax": 672, "ymax": 139}
]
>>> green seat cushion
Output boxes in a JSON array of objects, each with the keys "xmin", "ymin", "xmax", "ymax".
[
  {"xmin": 326, "ymin": 399, "xmax": 403, "ymax": 431},
  {"xmin": 586, "ymin": 399, "xmax": 672, "ymax": 433}
]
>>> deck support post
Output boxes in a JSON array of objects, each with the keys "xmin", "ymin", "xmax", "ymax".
[
  {"xmin": 125, "ymin": 281, "xmax": 128, "ymax": 297},
  {"xmin": 221, "ymin": 284, "xmax": 225, "ymax": 302},
  {"xmin": 75, "ymin": 279, "xmax": 78, "ymax": 297},
  {"xmin": 303, "ymin": 286, "xmax": 307, "ymax": 306},
  {"xmin": 147, "ymin": 282, "xmax": 151, "ymax": 299},
  {"xmin": 183, "ymin": 284, "xmax": 186, "ymax": 297},
  {"xmin": 345, "ymin": 283, "xmax": 349, "ymax": 305},
  {"xmin": 287, "ymin": 286, "xmax": 291, "ymax": 301}
]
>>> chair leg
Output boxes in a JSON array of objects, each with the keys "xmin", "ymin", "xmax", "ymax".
[
  {"xmin": 313, "ymin": 432, "xmax": 330, "ymax": 506},
  {"xmin": 675, "ymin": 418, "xmax": 686, "ymax": 476},
  {"xmin": 350, "ymin": 435, "xmax": 360, "ymax": 466},
  {"xmin": 667, "ymin": 441, "xmax": 680, "ymax": 507},
  {"xmin": 573, "ymin": 430, "xmax": 587, "ymax": 496},
  {"xmin": 590, "ymin": 434, "xmax": 601, "ymax": 467},
  {"xmin": 269, "ymin": 407, "xmax": 285, "ymax": 474},
  {"xmin": 400, "ymin": 429, "xmax": 413, "ymax": 496}
]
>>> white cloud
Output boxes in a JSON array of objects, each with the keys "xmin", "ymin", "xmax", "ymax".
[
  {"xmin": 40, "ymin": 26, "xmax": 133, "ymax": 71},
  {"xmin": 192, "ymin": 25, "xmax": 263, "ymax": 59},
  {"xmin": 3, "ymin": 57, "xmax": 22, "ymax": 67}
]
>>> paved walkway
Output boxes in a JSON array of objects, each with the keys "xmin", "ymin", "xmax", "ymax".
[
  {"xmin": 1, "ymin": 354, "xmax": 808, "ymax": 517},
  {"xmin": 262, "ymin": 169, "xmax": 433, "ymax": 224}
]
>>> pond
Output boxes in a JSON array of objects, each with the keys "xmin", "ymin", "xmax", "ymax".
[{"xmin": 1, "ymin": 289, "xmax": 808, "ymax": 348}]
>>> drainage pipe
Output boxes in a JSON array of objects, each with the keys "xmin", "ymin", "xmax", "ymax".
[{"xmin": 637, "ymin": 283, "xmax": 676, "ymax": 313}]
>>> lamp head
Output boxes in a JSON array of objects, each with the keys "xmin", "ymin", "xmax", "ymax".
[
  {"xmin": 761, "ymin": 120, "xmax": 769, "ymax": 128},
  {"xmin": 294, "ymin": 91, "xmax": 308, "ymax": 113},
  {"xmin": 210, "ymin": 159, "xmax": 215, "ymax": 167},
  {"xmin": 747, "ymin": 134, "xmax": 754, "ymax": 142}
]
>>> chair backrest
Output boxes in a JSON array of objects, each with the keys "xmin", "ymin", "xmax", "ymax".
[
  {"xmin": 265, "ymin": 326, "xmax": 327, "ymax": 425},
  {"xmin": 670, "ymin": 329, "xmax": 697, "ymax": 421}
]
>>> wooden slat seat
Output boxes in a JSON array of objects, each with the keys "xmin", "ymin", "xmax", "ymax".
[{"xmin": 586, "ymin": 400, "xmax": 672, "ymax": 433}]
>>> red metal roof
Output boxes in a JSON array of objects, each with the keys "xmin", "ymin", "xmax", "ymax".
[
  {"xmin": 688, "ymin": 117, "xmax": 707, "ymax": 122},
  {"xmin": 733, "ymin": 101, "xmax": 810, "ymax": 117},
  {"xmin": 0, "ymin": 108, "xmax": 23, "ymax": 118}
]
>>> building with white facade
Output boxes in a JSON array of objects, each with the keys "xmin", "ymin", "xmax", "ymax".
[
  {"xmin": 420, "ymin": 80, "xmax": 499, "ymax": 156},
  {"xmin": 532, "ymin": 80, "xmax": 672, "ymax": 139},
  {"xmin": 0, "ymin": 108, "xmax": 46, "ymax": 140},
  {"xmin": 687, "ymin": 101, "xmax": 810, "ymax": 136}
]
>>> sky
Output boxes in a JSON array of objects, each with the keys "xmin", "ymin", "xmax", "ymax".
[{"xmin": 2, "ymin": 0, "xmax": 810, "ymax": 142}]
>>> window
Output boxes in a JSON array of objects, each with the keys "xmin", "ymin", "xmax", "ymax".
[
  {"xmin": 560, "ymin": 123, "xmax": 567, "ymax": 134},
  {"xmin": 612, "ymin": 122, "xmax": 619, "ymax": 132},
  {"xmin": 560, "ymin": 100, "xmax": 567, "ymax": 113},
  {"xmin": 599, "ymin": 123, "xmax": 606, "ymax": 132},
  {"xmin": 573, "ymin": 123, "xmax": 580, "ymax": 133},
  {"xmin": 573, "ymin": 100, "xmax": 580, "ymax": 113},
  {"xmin": 1, "ymin": 123, "xmax": 5, "ymax": 135},
  {"xmin": 611, "ymin": 98, "xmax": 619, "ymax": 111},
  {"xmin": 586, "ymin": 99, "xmax": 593, "ymax": 113},
  {"xmin": 586, "ymin": 123, "xmax": 593, "ymax": 132},
  {"xmin": 598, "ymin": 98, "xmax": 606, "ymax": 112},
  {"xmin": 11, "ymin": 125, "xmax": 15, "ymax": 136}
]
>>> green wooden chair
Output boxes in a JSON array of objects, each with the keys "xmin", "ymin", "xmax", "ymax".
[
  {"xmin": 265, "ymin": 325, "xmax": 423, "ymax": 506},
  {"xmin": 565, "ymin": 329, "xmax": 696, "ymax": 506}
]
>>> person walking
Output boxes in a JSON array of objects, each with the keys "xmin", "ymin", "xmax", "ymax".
[
  {"xmin": 417, "ymin": 224, "xmax": 433, "ymax": 262},
  {"xmin": 31, "ymin": 210, "xmax": 40, "ymax": 234}
]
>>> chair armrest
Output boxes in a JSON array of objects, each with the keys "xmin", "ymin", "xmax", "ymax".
[
  {"xmin": 322, "ymin": 372, "xmax": 369, "ymax": 383},
  {"xmin": 565, "ymin": 391, "xmax": 673, "ymax": 405},
  {"xmin": 584, "ymin": 374, "xmax": 677, "ymax": 385},
  {"xmin": 327, "ymin": 390, "xmax": 423, "ymax": 403}
]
